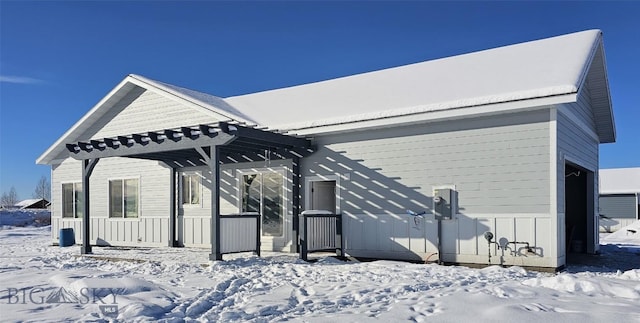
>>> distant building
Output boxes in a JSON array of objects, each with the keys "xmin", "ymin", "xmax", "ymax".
[
  {"xmin": 599, "ymin": 168, "xmax": 640, "ymax": 232},
  {"xmin": 14, "ymin": 198, "xmax": 51, "ymax": 210}
]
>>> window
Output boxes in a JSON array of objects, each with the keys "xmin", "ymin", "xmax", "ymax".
[
  {"xmin": 109, "ymin": 179, "xmax": 139, "ymax": 218},
  {"xmin": 181, "ymin": 173, "xmax": 201, "ymax": 205},
  {"xmin": 241, "ymin": 171, "xmax": 284, "ymax": 237},
  {"xmin": 62, "ymin": 182, "xmax": 82, "ymax": 218}
]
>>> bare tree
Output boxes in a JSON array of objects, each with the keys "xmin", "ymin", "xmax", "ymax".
[
  {"xmin": 33, "ymin": 175, "xmax": 51, "ymax": 201},
  {"xmin": 1, "ymin": 187, "xmax": 19, "ymax": 207}
]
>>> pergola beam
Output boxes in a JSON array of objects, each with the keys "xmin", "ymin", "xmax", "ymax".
[
  {"xmin": 219, "ymin": 121, "xmax": 311, "ymax": 149},
  {"xmin": 68, "ymin": 132, "xmax": 235, "ymax": 160}
]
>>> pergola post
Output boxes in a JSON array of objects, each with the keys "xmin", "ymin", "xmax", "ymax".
[
  {"xmin": 292, "ymin": 156, "xmax": 301, "ymax": 252},
  {"xmin": 169, "ymin": 166, "xmax": 177, "ymax": 247},
  {"xmin": 209, "ymin": 145, "xmax": 222, "ymax": 261},
  {"xmin": 81, "ymin": 158, "xmax": 99, "ymax": 254}
]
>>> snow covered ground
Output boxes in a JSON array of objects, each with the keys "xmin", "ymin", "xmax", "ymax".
[
  {"xmin": 1, "ymin": 221, "xmax": 639, "ymax": 322},
  {"xmin": 0, "ymin": 209, "xmax": 50, "ymax": 228}
]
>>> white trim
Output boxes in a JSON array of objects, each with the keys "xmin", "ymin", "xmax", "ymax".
[
  {"xmin": 36, "ymin": 77, "xmax": 133, "ymax": 165},
  {"xmin": 292, "ymin": 95, "xmax": 574, "ymax": 136},
  {"xmin": 107, "ymin": 176, "xmax": 141, "ymax": 220},
  {"xmin": 549, "ymin": 107, "xmax": 559, "ymax": 261},
  {"xmin": 179, "ymin": 171, "xmax": 203, "ymax": 208},
  {"xmin": 60, "ymin": 181, "xmax": 82, "ymax": 219},
  {"xmin": 549, "ymin": 107, "xmax": 558, "ymax": 216},
  {"xmin": 304, "ymin": 174, "xmax": 342, "ymax": 215}
]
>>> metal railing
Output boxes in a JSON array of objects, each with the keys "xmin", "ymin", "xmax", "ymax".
[
  {"xmin": 220, "ymin": 213, "xmax": 261, "ymax": 256},
  {"xmin": 299, "ymin": 210, "xmax": 343, "ymax": 261}
]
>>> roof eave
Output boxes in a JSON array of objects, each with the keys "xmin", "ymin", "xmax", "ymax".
[
  {"xmin": 128, "ymin": 75, "xmax": 255, "ymax": 126},
  {"xmin": 575, "ymin": 32, "xmax": 616, "ymax": 144},
  {"xmin": 37, "ymin": 75, "xmax": 254, "ymax": 165},
  {"xmin": 290, "ymin": 92, "xmax": 577, "ymax": 136},
  {"xmin": 36, "ymin": 76, "xmax": 136, "ymax": 165}
]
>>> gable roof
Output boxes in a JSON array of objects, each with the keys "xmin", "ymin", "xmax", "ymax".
[
  {"xmin": 36, "ymin": 74, "xmax": 254, "ymax": 165},
  {"xmin": 15, "ymin": 199, "xmax": 50, "ymax": 209},
  {"xmin": 37, "ymin": 30, "xmax": 616, "ymax": 165},
  {"xmin": 225, "ymin": 29, "xmax": 614, "ymax": 139}
]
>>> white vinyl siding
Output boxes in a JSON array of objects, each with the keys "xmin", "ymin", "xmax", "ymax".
[
  {"xmin": 51, "ymin": 157, "xmax": 171, "ymax": 247},
  {"xmin": 80, "ymin": 89, "xmax": 221, "ymax": 141},
  {"xmin": 305, "ymin": 109, "xmax": 551, "ymax": 215},
  {"xmin": 556, "ymin": 96, "xmax": 599, "ymax": 217},
  {"xmin": 300, "ymin": 109, "xmax": 554, "ymax": 266}
]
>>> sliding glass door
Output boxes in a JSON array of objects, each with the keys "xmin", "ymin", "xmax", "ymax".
[{"xmin": 241, "ymin": 170, "xmax": 285, "ymax": 237}]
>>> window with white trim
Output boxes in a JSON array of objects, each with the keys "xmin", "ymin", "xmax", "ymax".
[
  {"xmin": 109, "ymin": 179, "xmax": 139, "ymax": 218},
  {"xmin": 181, "ymin": 173, "xmax": 201, "ymax": 206},
  {"xmin": 62, "ymin": 182, "xmax": 82, "ymax": 218}
]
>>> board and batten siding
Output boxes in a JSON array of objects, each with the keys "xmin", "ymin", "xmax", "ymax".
[
  {"xmin": 79, "ymin": 88, "xmax": 221, "ymax": 141},
  {"xmin": 301, "ymin": 109, "xmax": 555, "ymax": 267},
  {"xmin": 51, "ymin": 157, "xmax": 172, "ymax": 247}
]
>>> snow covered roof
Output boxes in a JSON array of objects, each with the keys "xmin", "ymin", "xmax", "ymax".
[
  {"xmin": 132, "ymin": 75, "xmax": 258, "ymax": 125},
  {"xmin": 14, "ymin": 199, "xmax": 50, "ymax": 209},
  {"xmin": 36, "ymin": 74, "xmax": 254, "ymax": 165},
  {"xmin": 599, "ymin": 168, "xmax": 640, "ymax": 194},
  {"xmin": 225, "ymin": 29, "xmax": 613, "ymax": 138},
  {"xmin": 37, "ymin": 30, "xmax": 616, "ymax": 165}
]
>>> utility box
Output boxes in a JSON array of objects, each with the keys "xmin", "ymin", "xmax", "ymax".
[{"xmin": 433, "ymin": 188, "xmax": 454, "ymax": 220}]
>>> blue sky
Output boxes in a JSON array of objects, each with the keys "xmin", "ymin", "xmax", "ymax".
[{"xmin": 1, "ymin": 1, "xmax": 639, "ymax": 199}]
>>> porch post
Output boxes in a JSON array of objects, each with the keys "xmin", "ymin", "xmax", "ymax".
[
  {"xmin": 209, "ymin": 145, "xmax": 222, "ymax": 261},
  {"xmin": 169, "ymin": 167, "xmax": 177, "ymax": 247},
  {"xmin": 81, "ymin": 158, "xmax": 99, "ymax": 254},
  {"xmin": 292, "ymin": 156, "xmax": 301, "ymax": 252}
]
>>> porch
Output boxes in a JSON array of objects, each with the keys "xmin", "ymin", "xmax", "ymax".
[{"xmin": 63, "ymin": 121, "xmax": 314, "ymax": 260}]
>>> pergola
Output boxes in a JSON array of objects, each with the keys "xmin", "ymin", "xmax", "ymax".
[{"xmin": 64, "ymin": 121, "xmax": 314, "ymax": 260}]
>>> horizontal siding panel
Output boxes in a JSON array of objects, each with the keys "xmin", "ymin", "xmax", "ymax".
[
  {"xmin": 87, "ymin": 90, "xmax": 220, "ymax": 139},
  {"xmin": 599, "ymin": 195, "xmax": 637, "ymax": 219},
  {"xmin": 306, "ymin": 110, "xmax": 551, "ymax": 215}
]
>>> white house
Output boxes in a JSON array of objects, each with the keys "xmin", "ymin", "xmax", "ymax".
[
  {"xmin": 599, "ymin": 168, "xmax": 640, "ymax": 232},
  {"xmin": 37, "ymin": 29, "xmax": 615, "ymax": 270}
]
